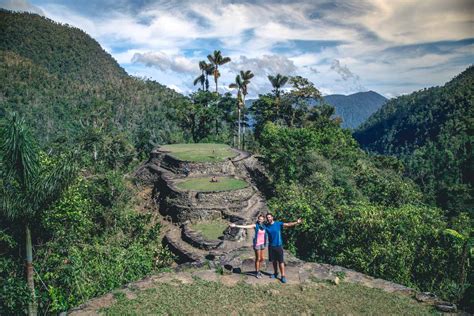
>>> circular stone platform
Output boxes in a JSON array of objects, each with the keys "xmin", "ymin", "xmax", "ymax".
[
  {"xmin": 160, "ymin": 143, "xmax": 238, "ymax": 162},
  {"xmin": 175, "ymin": 176, "xmax": 248, "ymax": 192}
]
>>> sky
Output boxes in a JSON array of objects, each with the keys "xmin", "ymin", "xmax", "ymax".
[{"xmin": 1, "ymin": 0, "xmax": 473, "ymax": 98}]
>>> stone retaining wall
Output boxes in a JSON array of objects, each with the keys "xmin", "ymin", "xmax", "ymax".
[
  {"xmin": 157, "ymin": 150, "xmax": 237, "ymax": 176},
  {"xmin": 182, "ymin": 224, "xmax": 223, "ymax": 250}
]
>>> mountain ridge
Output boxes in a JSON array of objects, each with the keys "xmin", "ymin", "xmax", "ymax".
[
  {"xmin": 323, "ymin": 90, "xmax": 387, "ymax": 128},
  {"xmin": 354, "ymin": 66, "xmax": 473, "ymax": 214}
]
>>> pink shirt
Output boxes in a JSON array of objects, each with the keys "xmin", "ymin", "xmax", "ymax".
[{"xmin": 255, "ymin": 229, "xmax": 265, "ymax": 246}]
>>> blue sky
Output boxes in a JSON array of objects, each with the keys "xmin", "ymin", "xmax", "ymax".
[{"xmin": 1, "ymin": 0, "xmax": 473, "ymax": 98}]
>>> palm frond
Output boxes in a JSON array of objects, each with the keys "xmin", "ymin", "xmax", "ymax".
[
  {"xmin": 0, "ymin": 112, "xmax": 39, "ymax": 190},
  {"xmin": 194, "ymin": 74, "xmax": 205, "ymax": 86},
  {"xmin": 220, "ymin": 57, "xmax": 231, "ymax": 65}
]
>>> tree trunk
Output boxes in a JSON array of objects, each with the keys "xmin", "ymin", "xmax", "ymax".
[
  {"xmin": 26, "ymin": 225, "xmax": 37, "ymax": 316},
  {"xmin": 459, "ymin": 240, "xmax": 468, "ymax": 287},
  {"xmin": 242, "ymin": 95, "xmax": 246, "ymax": 150},
  {"xmin": 238, "ymin": 108, "xmax": 241, "ymax": 149}
]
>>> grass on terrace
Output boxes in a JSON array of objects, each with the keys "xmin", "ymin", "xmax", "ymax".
[
  {"xmin": 176, "ymin": 177, "xmax": 248, "ymax": 192},
  {"xmin": 103, "ymin": 279, "xmax": 437, "ymax": 315},
  {"xmin": 191, "ymin": 219, "xmax": 228, "ymax": 240},
  {"xmin": 160, "ymin": 143, "xmax": 237, "ymax": 162}
]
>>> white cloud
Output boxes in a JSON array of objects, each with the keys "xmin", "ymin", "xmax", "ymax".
[
  {"xmin": 229, "ymin": 55, "xmax": 298, "ymax": 77},
  {"xmin": 131, "ymin": 52, "xmax": 197, "ymax": 74},
  {"xmin": 1, "ymin": 0, "xmax": 472, "ymax": 97},
  {"xmin": 0, "ymin": 0, "xmax": 43, "ymax": 15}
]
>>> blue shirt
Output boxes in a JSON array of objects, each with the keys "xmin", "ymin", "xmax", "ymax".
[{"xmin": 266, "ymin": 221, "xmax": 283, "ymax": 247}]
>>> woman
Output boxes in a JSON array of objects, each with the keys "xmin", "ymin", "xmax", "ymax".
[{"xmin": 229, "ymin": 214, "xmax": 267, "ymax": 278}]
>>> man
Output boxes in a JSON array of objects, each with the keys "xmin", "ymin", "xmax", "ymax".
[{"xmin": 265, "ymin": 213, "xmax": 302, "ymax": 283}]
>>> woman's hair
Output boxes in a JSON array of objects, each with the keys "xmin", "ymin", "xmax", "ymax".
[{"xmin": 256, "ymin": 214, "xmax": 265, "ymax": 229}]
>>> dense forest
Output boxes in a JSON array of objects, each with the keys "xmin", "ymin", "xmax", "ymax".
[
  {"xmin": 354, "ymin": 67, "xmax": 473, "ymax": 218},
  {"xmin": 0, "ymin": 9, "xmax": 472, "ymax": 314}
]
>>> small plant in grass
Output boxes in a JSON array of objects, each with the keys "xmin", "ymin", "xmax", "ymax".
[
  {"xmin": 335, "ymin": 271, "xmax": 346, "ymax": 280},
  {"xmin": 112, "ymin": 291, "xmax": 126, "ymax": 300},
  {"xmin": 215, "ymin": 264, "xmax": 224, "ymax": 275}
]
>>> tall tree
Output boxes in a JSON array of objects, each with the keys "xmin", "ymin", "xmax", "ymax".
[
  {"xmin": 229, "ymin": 75, "xmax": 244, "ymax": 148},
  {"xmin": 0, "ymin": 113, "xmax": 76, "ymax": 316},
  {"xmin": 193, "ymin": 60, "xmax": 214, "ymax": 91},
  {"xmin": 229, "ymin": 70, "xmax": 253, "ymax": 149},
  {"xmin": 239, "ymin": 70, "xmax": 254, "ymax": 149},
  {"xmin": 207, "ymin": 50, "xmax": 231, "ymax": 93},
  {"xmin": 203, "ymin": 62, "xmax": 215, "ymax": 91},
  {"xmin": 193, "ymin": 73, "xmax": 205, "ymax": 90},
  {"xmin": 268, "ymin": 73, "xmax": 289, "ymax": 115}
]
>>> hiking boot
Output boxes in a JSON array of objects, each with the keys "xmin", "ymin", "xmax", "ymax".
[
  {"xmin": 256, "ymin": 272, "xmax": 263, "ymax": 279},
  {"xmin": 281, "ymin": 276, "xmax": 287, "ymax": 283}
]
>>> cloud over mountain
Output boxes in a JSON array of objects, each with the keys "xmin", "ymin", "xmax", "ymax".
[{"xmin": 2, "ymin": 0, "xmax": 472, "ymax": 97}]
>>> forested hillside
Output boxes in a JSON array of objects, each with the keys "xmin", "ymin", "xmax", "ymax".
[
  {"xmin": 0, "ymin": 9, "xmax": 188, "ymax": 157},
  {"xmin": 0, "ymin": 10, "xmax": 188, "ymax": 314},
  {"xmin": 0, "ymin": 10, "xmax": 127, "ymax": 83},
  {"xmin": 0, "ymin": 9, "xmax": 471, "ymax": 315},
  {"xmin": 324, "ymin": 91, "xmax": 387, "ymax": 128},
  {"xmin": 354, "ymin": 67, "xmax": 473, "ymax": 216}
]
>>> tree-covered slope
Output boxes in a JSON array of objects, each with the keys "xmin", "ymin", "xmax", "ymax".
[
  {"xmin": 0, "ymin": 9, "xmax": 127, "ymax": 83},
  {"xmin": 354, "ymin": 67, "xmax": 473, "ymax": 214},
  {"xmin": 323, "ymin": 91, "xmax": 387, "ymax": 129},
  {"xmin": 0, "ymin": 10, "xmax": 188, "ymax": 160}
]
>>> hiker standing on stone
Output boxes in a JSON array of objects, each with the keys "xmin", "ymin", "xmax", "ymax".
[
  {"xmin": 229, "ymin": 214, "xmax": 268, "ymax": 278},
  {"xmin": 266, "ymin": 213, "xmax": 302, "ymax": 283}
]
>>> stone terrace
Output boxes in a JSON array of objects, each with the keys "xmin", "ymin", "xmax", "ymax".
[{"xmin": 135, "ymin": 144, "xmax": 269, "ymax": 263}]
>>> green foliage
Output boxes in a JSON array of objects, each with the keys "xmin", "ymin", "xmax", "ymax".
[
  {"xmin": 175, "ymin": 91, "xmax": 236, "ymax": 144},
  {"xmin": 0, "ymin": 10, "xmax": 126, "ymax": 83},
  {"xmin": 259, "ymin": 115, "xmax": 471, "ymax": 306},
  {"xmin": 354, "ymin": 66, "xmax": 474, "ymax": 217},
  {"xmin": 0, "ymin": 230, "xmax": 31, "ymax": 315},
  {"xmin": 32, "ymin": 173, "xmax": 174, "ymax": 313}
]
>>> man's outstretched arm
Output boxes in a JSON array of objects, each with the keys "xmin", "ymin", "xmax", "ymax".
[{"xmin": 283, "ymin": 218, "xmax": 302, "ymax": 228}]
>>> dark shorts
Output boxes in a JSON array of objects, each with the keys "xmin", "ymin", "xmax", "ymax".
[{"xmin": 268, "ymin": 246, "xmax": 284, "ymax": 263}]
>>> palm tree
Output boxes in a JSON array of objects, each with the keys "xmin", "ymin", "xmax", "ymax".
[
  {"xmin": 193, "ymin": 73, "xmax": 205, "ymax": 90},
  {"xmin": 229, "ymin": 75, "xmax": 244, "ymax": 148},
  {"xmin": 229, "ymin": 70, "xmax": 253, "ymax": 149},
  {"xmin": 203, "ymin": 62, "xmax": 215, "ymax": 91},
  {"xmin": 193, "ymin": 60, "xmax": 211, "ymax": 90},
  {"xmin": 239, "ymin": 70, "xmax": 254, "ymax": 149},
  {"xmin": 268, "ymin": 73, "xmax": 289, "ymax": 115},
  {"xmin": 207, "ymin": 50, "xmax": 231, "ymax": 93},
  {"xmin": 0, "ymin": 113, "xmax": 76, "ymax": 316}
]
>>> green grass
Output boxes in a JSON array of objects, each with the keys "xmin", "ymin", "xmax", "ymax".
[
  {"xmin": 161, "ymin": 143, "xmax": 237, "ymax": 162},
  {"xmin": 191, "ymin": 219, "xmax": 228, "ymax": 240},
  {"xmin": 103, "ymin": 279, "xmax": 438, "ymax": 315},
  {"xmin": 176, "ymin": 177, "xmax": 248, "ymax": 192}
]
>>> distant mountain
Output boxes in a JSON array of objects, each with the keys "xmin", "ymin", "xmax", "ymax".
[
  {"xmin": 245, "ymin": 90, "xmax": 387, "ymax": 129},
  {"xmin": 354, "ymin": 66, "xmax": 473, "ymax": 215},
  {"xmin": 323, "ymin": 91, "xmax": 387, "ymax": 129},
  {"xmin": 0, "ymin": 10, "xmax": 186, "ymax": 154}
]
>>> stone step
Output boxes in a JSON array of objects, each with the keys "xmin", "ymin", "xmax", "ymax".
[
  {"xmin": 222, "ymin": 193, "xmax": 268, "ymax": 222},
  {"xmin": 163, "ymin": 226, "xmax": 209, "ymax": 263}
]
